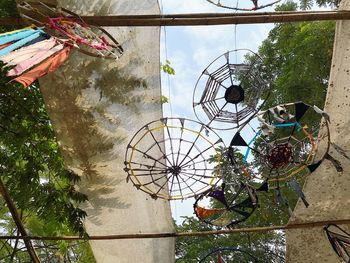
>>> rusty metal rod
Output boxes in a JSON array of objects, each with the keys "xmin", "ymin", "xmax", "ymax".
[
  {"xmin": 0, "ymin": 218, "xmax": 349, "ymax": 241},
  {"xmin": 1, "ymin": 11, "xmax": 350, "ymax": 26}
]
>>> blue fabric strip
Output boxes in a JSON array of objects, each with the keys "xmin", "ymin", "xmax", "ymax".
[
  {"xmin": 273, "ymin": 122, "xmax": 302, "ymax": 128},
  {"xmin": 22, "ymin": 33, "xmax": 50, "ymax": 48},
  {"xmin": 0, "ymin": 31, "xmax": 45, "ymax": 56},
  {"xmin": 0, "ymin": 28, "xmax": 36, "ymax": 45},
  {"xmin": 244, "ymin": 130, "xmax": 261, "ymax": 162}
]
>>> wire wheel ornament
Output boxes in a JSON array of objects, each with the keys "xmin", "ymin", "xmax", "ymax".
[
  {"xmin": 325, "ymin": 224, "xmax": 350, "ymax": 263},
  {"xmin": 229, "ymin": 102, "xmax": 331, "ymax": 186},
  {"xmin": 206, "ymin": 0, "xmax": 282, "ymax": 11},
  {"xmin": 199, "ymin": 247, "xmax": 259, "ymax": 263},
  {"xmin": 194, "ymin": 183, "xmax": 258, "ymax": 228},
  {"xmin": 193, "ymin": 49, "xmax": 270, "ymax": 130},
  {"xmin": 124, "ymin": 118, "xmax": 225, "ymax": 200},
  {"xmin": 18, "ymin": 1, "xmax": 124, "ymax": 59}
]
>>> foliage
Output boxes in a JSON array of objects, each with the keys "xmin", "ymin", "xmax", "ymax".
[
  {"xmin": 160, "ymin": 60, "xmax": 173, "ymax": 104},
  {"xmin": 0, "ymin": 67, "xmax": 95, "ymax": 262},
  {"xmin": 161, "ymin": 60, "xmax": 175, "ymax": 75},
  {"xmin": 176, "ymin": 217, "xmax": 285, "ymax": 263},
  {"xmin": 298, "ymin": 0, "xmax": 341, "ymax": 9},
  {"xmin": 260, "ymin": 2, "xmax": 335, "ymax": 108},
  {"xmin": 161, "ymin": 95, "xmax": 169, "ymax": 104},
  {"xmin": 0, "ymin": 0, "xmax": 18, "ymax": 17}
]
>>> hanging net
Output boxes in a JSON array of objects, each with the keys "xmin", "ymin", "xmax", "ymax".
[
  {"xmin": 193, "ymin": 49, "xmax": 270, "ymax": 130},
  {"xmin": 205, "ymin": 0, "xmax": 282, "ymax": 11},
  {"xmin": 18, "ymin": 1, "xmax": 123, "ymax": 59},
  {"xmin": 124, "ymin": 118, "xmax": 225, "ymax": 200}
]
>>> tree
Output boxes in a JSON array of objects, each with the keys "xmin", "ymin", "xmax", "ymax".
[
  {"xmin": 259, "ymin": 2, "xmax": 335, "ymax": 108},
  {"xmin": 176, "ymin": 217, "xmax": 285, "ymax": 262},
  {"xmin": 298, "ymin": 0, "xmax": 341, "ymax": 10}
]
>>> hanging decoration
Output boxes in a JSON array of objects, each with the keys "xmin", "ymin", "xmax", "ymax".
[
  {"xmin": 325, "ymin": 224, "xmax": 350, "ymax": 263},
  {"xmin": 229, "ymin": 102, "xmax": 330, "ymax": 183},
  {"xmin": 228, "ymin": 102, "xmax": 331, "ymax": 209},
  {"xmin": 124, "ymin": 118, "xmax": 225, "ymax": 200},
  {"xmin": 0, "ymin": 2, "xmax": 124, "ymax": 87},
  {"xmin": 199, "ymin": 247, "xmax": 259, "ymax": 262},
  {"xmin": 193, "ymin": 49, "xmax": 270, "ymax": 130},
  {"xmin": 0, "ymin": 26, "xmax": 72, "ymax": 88},
  {"xmin": 17, "ymin": 1, "xmax": 123, "ymax": 59},
  {"xmin": 194, "ymin": 183, "xmax": 258, "ymax": 228},
  {"xmin": 206, "ymin": 0, "xmax": 282, "ymax": 11}
]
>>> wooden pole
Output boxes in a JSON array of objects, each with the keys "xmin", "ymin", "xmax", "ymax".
[
  {"xmin": 1, "ymin": 11, "xmax": 350, "ymax": 27},
  {"xmin": 0, "ymin": 218, "xmax": 349, "ymax": 241},
  {"xmin": 0, "ymin": 176, "xmax": 41, "ymax": 263}
]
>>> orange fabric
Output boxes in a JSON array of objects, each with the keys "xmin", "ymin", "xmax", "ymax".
[
  {"xmin": 217, "ymin": 253, "xmax": 225, "ymax": 263},
  {"xmin": 14, "ymin": 45, "xmax": 71, "ymax": 88},
  {"xmin": 241, "ymin": 166, "xmax": 252, "ymax": 178},
  {"xmin": 0, "ymin": 42, "xmax": 12, "ymax": 50},
  {"xmin": 195, "ymin": 206, "xmax": 224, "ymax": 219}
]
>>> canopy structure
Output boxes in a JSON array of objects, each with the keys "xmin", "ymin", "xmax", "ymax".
[
  {"xmin": 15, "ymin": 0, "xmax": 175, "ymax": 262},
  {"xmin": 9, "ymin": 0, "xmax": 350, "ymax": 261},
  {"xmin": 286, "ymin": 0, "xmax": 350, "ymax": 261}
]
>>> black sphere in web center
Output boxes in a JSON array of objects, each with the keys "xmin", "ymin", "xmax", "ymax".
[
  {"xmin": 169, "ymin": 166, "xmax": 181, "ymax": 176},
  {"xmin": 224, "ymin": 84, "xmax": 245, "ymax": 104}
]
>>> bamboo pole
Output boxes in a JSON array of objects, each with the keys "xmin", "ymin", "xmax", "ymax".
[
  {"xmin": 0, "ymin": 218, "xmax": 348, "ymax": 241},
  {"xmin": 0, "ymin": 176, "xmax": 41, "ymax": 263},
  {"xmin": 1, "ymin": 10, "xmax": 350, "ymax": 27}
]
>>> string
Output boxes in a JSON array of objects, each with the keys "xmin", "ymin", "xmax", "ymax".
[
  {"xmin": 159, "ymin": 0, "xmax": 177, "ymax": 219},
  {"xmin": 234, "ymin": 0, "xmax": 239, "ymax": 64}
]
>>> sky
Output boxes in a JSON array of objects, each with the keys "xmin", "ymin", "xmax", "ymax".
[{"xmin": 157, "ymin": 0, "xmax": 276, "ymax": 223}]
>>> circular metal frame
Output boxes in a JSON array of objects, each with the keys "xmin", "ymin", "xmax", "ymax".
[
  {"xmin": 229, "ymin": 102, "xmax": 331, "ymax": 186},
  {"xmin": 124, "ymin": 118, "xmax": 225, "ymax": 200},
  {"xmin": 206, "ymin": 0, "xmax": 282, "ymax": 11},
  {"xmin": 193, "ymin": 49, "xmax": 270, "ymax": 131},
  {"xmin": 17, "ymin": 1, "xmax": 124, "ymax": 59}
]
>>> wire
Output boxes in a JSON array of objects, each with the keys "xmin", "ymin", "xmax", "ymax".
[
  {"xmin": 159, "ymin": 0, "xmax": 173, "ymax": 120},
  {"xmin": 234, "ymin": 0, "xmax": 239, "ymax": 63},
  {"xmin": 159, "ymin": 0, "xmax": 177, "ymax": 218}
]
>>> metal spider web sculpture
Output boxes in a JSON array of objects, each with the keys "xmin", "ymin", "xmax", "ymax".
[
  {"xmin": 325, "ymin": 224, "xmax": 350, "ymax": 263},
  {"xmin": 124, "ymin": 118, "xmax": 225, "ymax": 200},
  {"xmin": 206, "ymin": 0, "xmax": 282, "ymax": 11},
  {"xmin": 227, "ymin": 101, "xmax": 333, "ymax": 211},
  {"xmin": 194, "ymin": 183, "xmax": 258, "ymax": 228},
  {"xmin": 229, "ymin": 102, "xmax": 331, "ymax": 186},
  {"xmin": 199, "ymin": 247, "xmax": 259, "ymax": 263},
  {"xmin": 18, "ymin": 1, "xmax": 123, "ymax": 59},
  {"xmin": 193, "ymin": 49, "xmax": 270, "ymax": 130}
]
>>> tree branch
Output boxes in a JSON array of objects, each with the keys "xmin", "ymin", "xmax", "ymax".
[{"xmin": 0, "ymin": 175, "xmax": 41, "ymax": 263}]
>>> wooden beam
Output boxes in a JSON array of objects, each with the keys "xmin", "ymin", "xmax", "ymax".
[
  {"xmin": 1, "ymin": 11, "xmax": 350, "ymax": 27},
  {"xmin": 0, "ymin": 176, "xmax": 41, "ymax": 263},
  {"xmin": 0, "ymin": 218, "xmax": 349, "ymax": 241}
]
